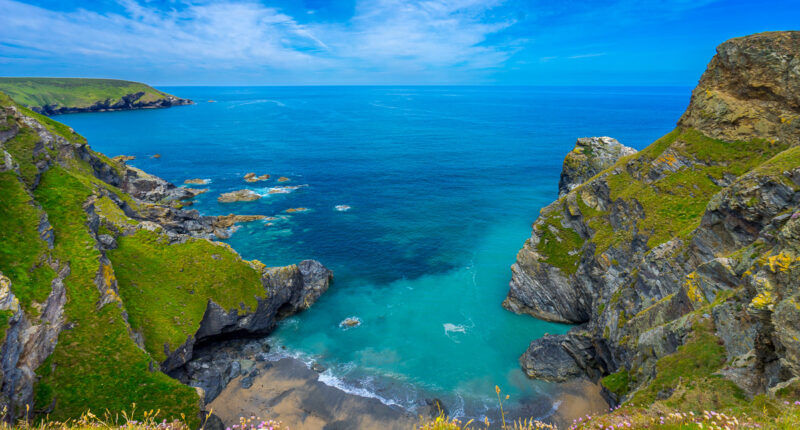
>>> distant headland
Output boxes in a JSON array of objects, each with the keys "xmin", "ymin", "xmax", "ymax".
[{"xmin": 0, "ymin": 77, "xmax": 192, "ymax": 115}]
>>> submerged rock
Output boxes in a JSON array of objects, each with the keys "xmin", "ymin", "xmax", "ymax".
[
  {"xmin": 217, "ymin": 189, "xmax": 261, "ymax": 203},
  {"xmin": 277, "ymin": 176, "xmax": 290, "ymax": 182},
  {"xmin": 339, "ymin": 317, "xmax": 361, "ymax": 328},
  {"xmin": 184, "ymin": 178, "xmax": 210, "ymax": 185},
  {"xmin": 284, "ymin": 207, "xmax": 309, "ymax": 213}
]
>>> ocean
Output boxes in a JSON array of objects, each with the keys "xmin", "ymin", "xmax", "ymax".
[{"xmin": 56, "ymin": 85, "xmax": 690, "ymax": 419}]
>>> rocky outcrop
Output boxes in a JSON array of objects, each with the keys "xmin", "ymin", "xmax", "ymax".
[
  {"xmin": 217, "ymin": 189, "xmax": 261, "ymax": 203},
  {"xmin": 243, "ymin": 173, "xmax": 269, "ymax": 183},
  {"xmin": 506, "ymin": 31, "xmax": 800, "ymax": 405},
  {"xmin": 558, "ymin": 137, "xmax": 636, "ymax": 197},
  {"xmin": 0, "ymin": 90, "xmax": 332, "ymax": 423},
  {"xmin": 678, "ymin": 31, "xmax": 800, "ymax": 145},
  {"xmin": 165, "ymin": 261, "xmax": 332, "ymax": 402},
  {"xmin": 33, "ymin": 92, "xmax": 193, "ymax": 116}
]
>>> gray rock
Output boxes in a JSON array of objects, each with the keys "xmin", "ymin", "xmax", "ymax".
[
  {"xmin": 519, "ymin": 334, "xmax": 583, "ymax": 382},
  {"xmin": 558, "ymin": 137, "xmax": 636, "ymax": 197},
  {"xmin": 97, "ymin": 234, "xmax": 117, "ymax": 250},
  {"xmin": 505, "ymin": 32, "xmax": 800, "ymax": 404}
]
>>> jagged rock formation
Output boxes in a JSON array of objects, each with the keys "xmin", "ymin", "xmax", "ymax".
[
  {"xmin": 0, "ymin": 92, "xmax": 330, "ymax": 425},
  {"xmin": 505, "ymin": 31, "xmax": 800, "ymax": 406},
  {"xmin": 558, "ymin": 137, "xmax": 636, "ymax": 197}
]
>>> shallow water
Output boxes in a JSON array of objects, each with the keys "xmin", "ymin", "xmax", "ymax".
[{"xmin": 57, "ymin": 85, "xmax": 689, "ymax": 418}]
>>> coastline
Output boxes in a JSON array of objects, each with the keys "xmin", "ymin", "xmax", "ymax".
[
  {"xmin": 208, "ymin": 356, "xmax": 609, "ymax": 429},
  {"xmin": 209, "ymin": 357, "xmax": 417, "ymax": 430}
]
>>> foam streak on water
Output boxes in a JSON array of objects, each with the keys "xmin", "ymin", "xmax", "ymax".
[{"xmin": 56, "ymin": 86, "xmax": 689, "ymax": 418}]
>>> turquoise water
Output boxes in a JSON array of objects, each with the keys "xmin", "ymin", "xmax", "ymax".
[{"xmin": 57, "ymin": 86, "xmax": 689, "ymax": 418}]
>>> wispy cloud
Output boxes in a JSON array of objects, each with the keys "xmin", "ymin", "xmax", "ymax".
[
  {"xmin": 568, "ymin": 53, "xmax": 607, "ymax": 59},
  {"xmin": 0, "ymin": 0, "xmax": 517, "ymax": 81}
]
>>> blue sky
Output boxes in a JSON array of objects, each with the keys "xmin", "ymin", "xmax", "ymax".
[{"xmin": 1, "ymin": 0, "xmax": 798, "ymax": 85}]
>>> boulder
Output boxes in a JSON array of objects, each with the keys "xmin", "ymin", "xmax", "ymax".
[
  {"xmin": 217, "ymin": 189, "xmax": 261, "ymax": 203},
  {"xmin": 558, "ymin": 137, "xmax": 635, "ymax": 197}
]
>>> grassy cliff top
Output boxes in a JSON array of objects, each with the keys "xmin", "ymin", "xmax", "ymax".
[{"xmin": 0, "ymin": 78, "xmax": 183, "ymax": 111}]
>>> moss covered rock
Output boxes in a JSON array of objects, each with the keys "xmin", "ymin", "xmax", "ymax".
[{"xmin": 507, "ymin": 31, "xmax": 800, "ymax": 413}]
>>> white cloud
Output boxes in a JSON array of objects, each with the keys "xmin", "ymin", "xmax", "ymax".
[{"xmin": 0, "ymin": 0, "xmax": 517, "ymax": 80}]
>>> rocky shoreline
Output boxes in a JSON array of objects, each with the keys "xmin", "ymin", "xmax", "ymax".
[
  {"xmin": 504, "ymin": 31, "xmax": 800, "ymax": 405},
  {"xmin": 33, "ymin": 92, "xmax": 193, "ymax": 116}
]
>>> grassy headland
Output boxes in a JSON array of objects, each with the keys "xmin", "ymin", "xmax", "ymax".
[{"xmin": 0, "ymin": 78, "xmax": 191, "ymax": 115}]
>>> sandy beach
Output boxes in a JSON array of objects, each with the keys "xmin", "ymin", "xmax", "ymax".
[
  {"xmin": 209, "ymin": 358, "xmax": 418, "ymax": 430},
  {"xmin": 208, "ymin": 356, "xmax": 608, "ymax": 430}
]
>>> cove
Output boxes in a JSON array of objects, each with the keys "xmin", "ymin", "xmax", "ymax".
[{"xmin": 56, "ymin": 85, "xmax": 689, "ymax": 418}]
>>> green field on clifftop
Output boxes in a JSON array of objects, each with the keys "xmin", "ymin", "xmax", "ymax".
[{"xmin": 0, "ymin": 78, "xmax": 175, "ymax": 112}]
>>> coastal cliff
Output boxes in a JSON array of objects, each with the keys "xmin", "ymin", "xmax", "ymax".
[
  {"xmin": 0, "ymin": 78, "xmax": 192, "ymax": 115},
  {"xmin": 0, "ymin": 91, "xmax": 328, "ymax": 426},
  {"xmin": 506, "ymin": 31, "xmax": 800, "ymax": 408}
]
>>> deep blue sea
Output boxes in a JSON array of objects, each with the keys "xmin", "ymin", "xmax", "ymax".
[{"xmin": 57, "ymin": 86, "xmax": 689, "ymax": 419}]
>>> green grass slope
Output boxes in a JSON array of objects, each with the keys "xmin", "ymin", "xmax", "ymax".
[
  {"xmin": 0, "ymin": 91, "xmax": 263, "ymax": 426},
  {"xmin": 0, "ymin": 78, "xmax": 187, "ymax": 113}
]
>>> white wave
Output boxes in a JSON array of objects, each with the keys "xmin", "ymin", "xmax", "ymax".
[
  {"xmin": 227, "ymin": 99, "xmax": 286, "ymax": 108},
  {"xmin": 443, "ymin": 323, "xmax": 467, "ymax": 335},
  {"xmin": 443, "ymin": 323, "xmax": 469, "ymax": 343},
  {"xmin": 318, "ymin": 369, "xmax": 402, "ymax": 408},
  {"xmin": 253, "ymin": 184, "xmax": 308, "ymax": 196},
  {"xmin": 334, "ymin": 205, "xmax": 351, "ymax": 212}
]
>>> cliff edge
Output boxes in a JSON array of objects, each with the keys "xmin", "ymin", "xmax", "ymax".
[
  {"xmin": 505, "ymin": 31, "xmax": 800, "ymax": 408},
  {"xmin": 0, "ymin": 78, "xmax": 192, "ymax": 115},
  {"xmin": 0, "ymin": 91, "xmax": 327, "ymax": 426}
]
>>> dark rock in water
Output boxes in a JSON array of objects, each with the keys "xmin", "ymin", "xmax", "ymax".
[
  {"xmin": 311, "ymin": 362, "xmax": 326, "ymax": 373},
  {"xmin": 424, "ymin": 398, "xmax": 449, "ymax": 418},
  {"xmin": 558, "ymin": 137, "xmax": 635, "ymax": 197},
  {"xmin": 519, "ymin": 334, "xmax": 583, "ymax": 382}
]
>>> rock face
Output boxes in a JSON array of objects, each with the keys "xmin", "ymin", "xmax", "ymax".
[
  {"xmin": 169, "ymin": 261, "xmax": 333, "ymax": 404},
  {"xmin": 558, "ymin": 137, "xmax": 636, "ymax": 197},
  {"xmin": 34, "ymin": 92, "xmax": 193, "ymax": 116},
  {"xmin": 505, "ymin": 31, "xmax": 800, "ymax": 405},
  {"xmin": 0, "ymin": 90, "xmax": 332, "ymax": 424},
  {"xmin": 678, "ymin": 31, "xmax": 800, "ymax": 145}
]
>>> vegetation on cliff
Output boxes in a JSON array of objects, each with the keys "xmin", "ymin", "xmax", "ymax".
[
  {"xmin": 0, "ymin": 89, "xmax": 329, "ymax": 427},
  {"xmin": 505, "ymin": 30, "xmax": 800, "ymax": 426},
  {"xmin": 0, "ymin": 78, "xmax": 191, "ymax": 115}
]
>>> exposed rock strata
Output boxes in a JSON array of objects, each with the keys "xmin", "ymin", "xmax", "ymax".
[
  {"xmin": 33, "ymin": 92, "xmax": 193, "ymax": 116},
  {"xmin": 506, "ymin": 32, "xmax": 800, "ymax": 405},
  {"xmin": 0, "ymin": 92, "xmax": 332, "ymax": 422},
  {"xmin": 558, "ymin": 137, "xmax": 636, "ymax": 197}
]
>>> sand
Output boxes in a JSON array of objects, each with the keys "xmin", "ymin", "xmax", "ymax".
[
  {"xmin": 209, "ymin": 358, "xmax": 417, "ymax": 430},
  {"xmin": 209, "ymin": 357, "xmax": 608, "ymax": 430}
]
